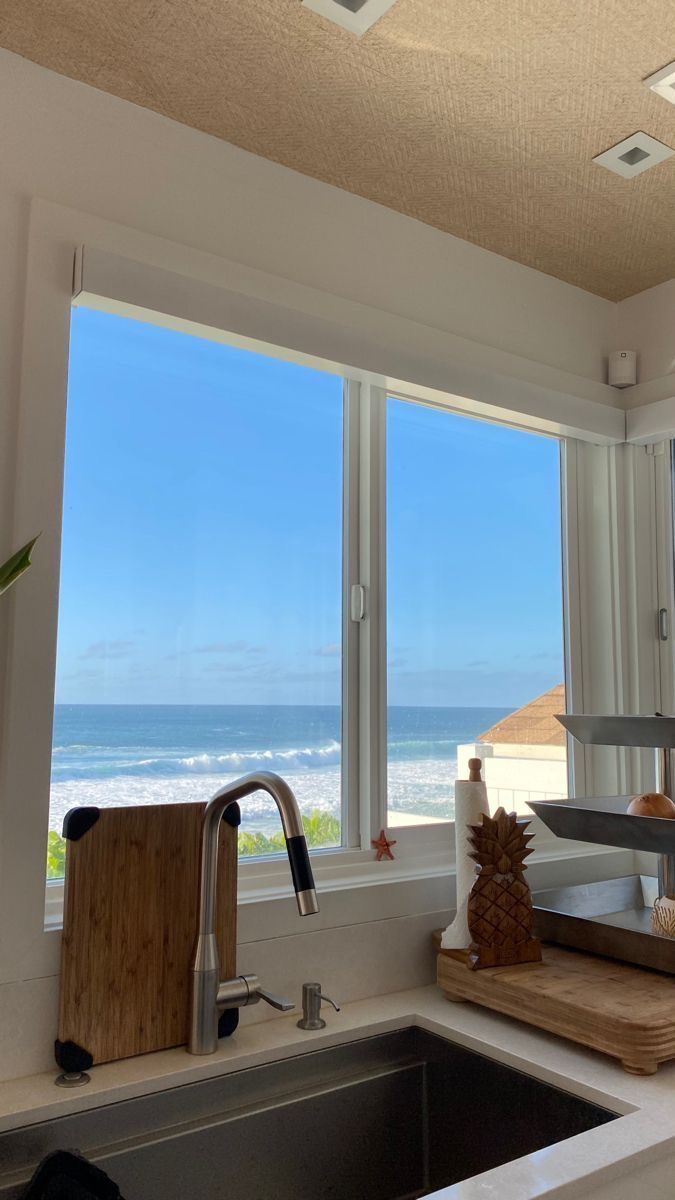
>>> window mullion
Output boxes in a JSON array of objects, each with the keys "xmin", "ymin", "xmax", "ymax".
[
  {"xmin": 342, "ymin": 379, "xmax": 362, "ymax": 848},
  {"xmin": 560, "ymin": 439, "xmax": 585, "ymax": 798},
  {"xmin": 356, "ymin": 383, "xmax": 387, "ymax": 846}
]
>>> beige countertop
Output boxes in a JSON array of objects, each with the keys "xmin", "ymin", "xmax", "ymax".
[{"xmin": 1, "ymin": 985, "xmax": 675, "ymax": 1200}]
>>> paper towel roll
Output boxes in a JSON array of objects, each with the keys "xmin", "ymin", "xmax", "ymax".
[{"xmin": 441, "ymin": 771, "xmax": 490, "ymax": 950}]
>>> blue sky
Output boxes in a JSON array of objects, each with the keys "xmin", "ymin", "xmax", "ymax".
[{"xmin": 55, "ymin": 307, "xmax": 564, "ymax": 708}]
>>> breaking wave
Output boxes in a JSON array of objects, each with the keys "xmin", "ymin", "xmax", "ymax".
[{"xmin": 51, "ymin": 740, "xmax": 342, "ymax": 783}]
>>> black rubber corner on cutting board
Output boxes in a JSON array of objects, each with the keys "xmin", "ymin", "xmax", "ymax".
[
  {"xmin": 54, "ymin": 1038, "xmax": 94, "ymax": 1072},
  {"xmin": 218, "ymin": 1009, "xmax": 240, "ymax": 1038},
  {"xmin": 62, "ymin": 807, "xmax": 100, "ymax": 841},
  {"xmin": 223, "ymin": 801, "xmax": 242, "ymax": 829}
]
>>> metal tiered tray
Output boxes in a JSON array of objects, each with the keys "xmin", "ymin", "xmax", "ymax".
[
  {"xmin": 528, "ymin": 714, "xmax": 675, "ymax": 973},
  {"xmin": 528, "ymin": 794, "xmax": 675, "ymax": 855},
  {"xmin": 557, "ymin": 713, "xmax": 675, "ymax": 750}
]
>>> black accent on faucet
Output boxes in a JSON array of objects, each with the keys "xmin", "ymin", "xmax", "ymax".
[{"xmin": 286, "ymin": 834, "xmax": 315, "ymax": 894}]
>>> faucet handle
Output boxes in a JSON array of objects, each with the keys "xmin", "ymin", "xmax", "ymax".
[
  {"xmin": 256, "ymin": 986, "xmax": 295, "ymax": 1012},
  {"xmin": 215, "ymin": 974, "xmax": 294, "ymax": 1013}
]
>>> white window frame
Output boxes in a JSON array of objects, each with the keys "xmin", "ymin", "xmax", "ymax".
[
  {"xmin": 655, "ymin": 442, "xmax": 675, "ymax": 717},
  {"xmin": 1, "ymin": 200, "xmax": 635, "ymax": 984},
  {"xmin": 43, "ymin": 367, "xmax": 581, "ymax": 923}
]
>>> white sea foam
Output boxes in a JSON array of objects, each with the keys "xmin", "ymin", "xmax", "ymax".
[
  {"xmin": 49, "ymin": 766, "xmax": 342, "ymax": 835},
  {"xmin": 176, "ymin": 740, "xmax": 342, "ymax": 774},
  {"xmin": 48, "ymin": 756, "xmax": 457, "ymax": 834}
]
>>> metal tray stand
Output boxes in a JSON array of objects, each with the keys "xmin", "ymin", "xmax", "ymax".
[
  {"xmin": 528, "ymin": 793, "xmax": 675, "ymax": 856},
  {"xmin": 533, "ymin": 876, "xmax": 675, "ymax": 974},
  {"xmin": 528, "ymin": 714, "xmax": 675, "ymax": 973}
]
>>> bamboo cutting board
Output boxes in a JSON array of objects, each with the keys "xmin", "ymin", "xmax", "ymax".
[
  {"xmin": 436, "ymin": 935, "xmax": 675, "ymax": 1075},
  {"xmin": 56, "ymin": 802, "xmax": 238, "ymax": 1070}
]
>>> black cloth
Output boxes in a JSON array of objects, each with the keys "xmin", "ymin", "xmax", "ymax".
[{"xmin": 20, "ymin": 1151, "xmax": 124, "ymax": 1199}]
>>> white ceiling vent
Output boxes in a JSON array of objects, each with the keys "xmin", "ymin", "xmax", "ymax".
[
  {"xmin": 302, "ymin": 0, "xmax": 398, "ymax": 36},
  {"xmin": 592, "ymin": 131, "xmax": 675, "ymax": 178},
  {"xmin": 644, "ymin": 61, "xmax": 675, "ymax": 107}
]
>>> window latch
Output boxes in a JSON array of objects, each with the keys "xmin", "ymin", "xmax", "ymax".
[
  {"xmin": 350, "ymin": 583, "xmax": 367, "ymax": 622},
  {"xmin": 659, "ymin": 607, "xmax": 670, "ymax": 642}
]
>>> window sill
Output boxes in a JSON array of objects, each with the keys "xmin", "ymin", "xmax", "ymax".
[
  {"xmin": 238, "ymin": 839, "xmax": 633, "ymax": 906},
  {"xmin": 44, "ymin": 837, "xmax": 633, "ymax": 935}
]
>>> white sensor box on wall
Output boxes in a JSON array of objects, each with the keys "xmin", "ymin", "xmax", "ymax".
[{"xmin": 608, "ymin": 351, "xmax": 637, "ymax": 388}]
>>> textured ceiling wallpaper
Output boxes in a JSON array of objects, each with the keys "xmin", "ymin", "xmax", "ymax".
[{"xmin": 1, "ymin": 0, "xmax": 675, "ymax": 298}]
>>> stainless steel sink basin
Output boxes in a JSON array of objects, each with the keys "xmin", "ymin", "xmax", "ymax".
[{"xmin": 0, "ymin": 1029, "xmax": 617, "ymax": 1200}]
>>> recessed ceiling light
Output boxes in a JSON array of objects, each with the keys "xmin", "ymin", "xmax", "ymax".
[
  {"xmin": 302, "ymin": 0, "xmax": 398, "ymax": 36},
  {"xmin": 644, "ymin": 61, "xmax": 675, "ymax": 107},
  {"xmin": 592, "ymin": 131, "xmax": 675, "ymax": 178}
]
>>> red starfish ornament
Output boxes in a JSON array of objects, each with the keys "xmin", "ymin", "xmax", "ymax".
[{"xmin": 372, "ymin": 829, "xmax": 397, "ymax": 861}]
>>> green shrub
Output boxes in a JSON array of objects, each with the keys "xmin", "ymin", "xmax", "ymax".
[
  {"xmin": 238, "ymin": 809, "xmax": 340, "ymax": 857},
  {"xmin": 296, "ymin": 810, "xmax": 341, "ymax": 848},
  {"xmin": 47, "ymin": 829, "xmax": 67, "ymax": 879},
  {"xmin": 45, "ymin": 810, "xmax": 341, "ymax": 876}
]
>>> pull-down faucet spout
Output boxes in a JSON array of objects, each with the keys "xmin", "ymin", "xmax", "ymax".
[{"xmin": 189, "ymin": 771, "xmax": 319, "ymax": 1054}]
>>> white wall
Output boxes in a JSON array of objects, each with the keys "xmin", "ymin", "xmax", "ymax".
[
  {"xmin": 615, "ymin": 279, "xmax": 675, "ymax": 388},
  {"xmin": 615, "ymin": 280, "xmax": 675, "ymax": 442},
  {"xmin": 0, "ymin": 846, "xmax": 633, "ymax": 1082},
  {"xmin": 0, "ymin": 49, "xmax": 618, "ymax": 382},
  {"xmin": 0, "ymin": 46, "xmax": 621, "ymax": 585},
  {"xmin": 457, "ymin": 743, "xmax": 567, "ymax": 815}
]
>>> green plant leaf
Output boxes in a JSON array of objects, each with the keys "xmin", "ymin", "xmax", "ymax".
[
  {"xmin": 0, "ymin": 535, "xmax": 39, "ymax": 597},
  {"xmin": 46, "ymin": 829, "xmax": 67, "ymax": 880},
  {"xmin": 238, "ymin": 810, "xmax": 340, "ymax": 858}
]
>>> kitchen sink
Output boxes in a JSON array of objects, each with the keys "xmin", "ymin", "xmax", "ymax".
[{"xmin": 0, "ymin": 1028, "xmax": 617, "ymax": 1199}]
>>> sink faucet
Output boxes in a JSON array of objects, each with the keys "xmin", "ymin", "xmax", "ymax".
[{"xmin": 189, "ymin": 771, "xmax": 319, "ymax": 1055}]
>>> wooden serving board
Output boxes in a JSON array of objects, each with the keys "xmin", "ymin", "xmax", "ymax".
[
  {"xmin": 435, "ymin": 934, "xmax": 675, "ymax": 1075},
  {"xmin": 57, "ymin": 802, "xmax": 238, "ymax": 1070}
]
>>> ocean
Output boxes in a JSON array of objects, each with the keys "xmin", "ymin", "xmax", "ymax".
[{"xmin": 50, "ymin": 704, "xmax": 511, "ymax": 837}]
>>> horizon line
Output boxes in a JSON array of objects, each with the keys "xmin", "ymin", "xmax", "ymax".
[{"xmin": 53, "ymin": 700, "xmax": 517, "ymax": 710}]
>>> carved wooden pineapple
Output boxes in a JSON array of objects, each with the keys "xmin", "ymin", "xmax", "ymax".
[{"xmin": 467, "ymin": 807, "xmax": 542, "ymax": 970}]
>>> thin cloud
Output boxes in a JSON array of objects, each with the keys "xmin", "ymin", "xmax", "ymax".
[
  {"xmin": 315, "ymin": 643, "xmax": 341, "ymax": 658},
  {"xmin": 202, "ymin": 662, "xmax": 250, "ymax": 675},
  {"xmin": 61, "ymin": 667, "xmax": 102, "ymax": 682},
  {"xmin": 193, "ymin": 641, "xmax": 249, "ymax": 654},
  {"xmin": 388, "ymin": 666, "xmax": 564, "ymax": 708},
  {"xmin": 203, "ymin": 660, "xmax": 340, "ymax": 685},
  {"xmin": 79, "ymin": 640, "xmax": 136, "ymax": 660},
  {"xmin": 514, "ymin": 651, "xmax": 560, "ymax": 662},
  {"xmin": 269, "ymin": 667, "xmax": 341, "ymax": 684},
  {"xmin": 192, "ymin": 642, "xmax": 266, "ymax": 655}
]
